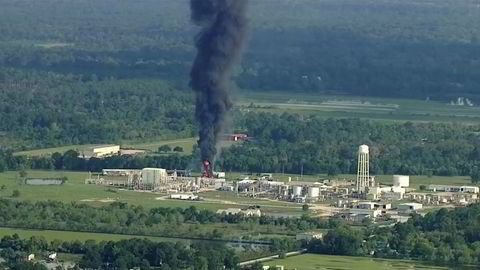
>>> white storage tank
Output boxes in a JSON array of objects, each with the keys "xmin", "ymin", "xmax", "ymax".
[
  {"xmin": 292, "ymin": 186, "xmax": 303, "ymax": 196},
  {"xmin": 142, "ymin": 168, "xmax": 167, "ymax": 186},
  {"xmin": 307, "ymin": 187, "xmax": 320, "ymax": 198},
  {"xmin": 393, "ymin": 175, "xmax": 409, "ymax": 188}
]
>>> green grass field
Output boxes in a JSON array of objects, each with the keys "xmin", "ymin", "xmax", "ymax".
[
  {"xmin": 237, "ymin": 91, "xmax": 480, "ymax": 124},
  {"xmin": 14, "ymin": 137, "xmax": 197, "ymax": 156},
  {"xmin": 122, "ymin": 137, "xmax": 197, "ymax": 154},
  {"xmin": 265, "ymin": 254, "xmax": 460, "ymax": 270},
  {"xmin": 0, "ymin": 170, "xmax": 303, "ymax": 215}
]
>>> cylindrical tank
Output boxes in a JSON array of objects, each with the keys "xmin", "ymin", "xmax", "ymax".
[
  {"xmin": 292, "ymin": 186, "xmax": 303, "ymax": 196},
  {"xmin": 142, "ymin": 168, "xmax": 167, "ymax": 186},
  {"xmin": 359, "ymin": 145, "xmax": 369, "ymax": 154},
  {"xmin": 393, "ymin": 175, "xmax": 409, "ymax": 187},
  {"xmin": 307, "ymin": 187, "xmax": 320, "ymax": 198}
]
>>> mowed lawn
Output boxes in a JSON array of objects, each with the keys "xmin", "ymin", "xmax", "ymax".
[
  {"xmin": 265, "ymin": 254, "xmax": 452, "ymax": 270},
  {"xmin": 0, "ymin": 227, "xmax": 182, "ymax": 243},
  {"xmin": 123, "ymin": 137, "xmax": 197, "ymax": 154},
  {"xmin": 0, "ymin": 170, "xmax": 303, "ymax": 215}
]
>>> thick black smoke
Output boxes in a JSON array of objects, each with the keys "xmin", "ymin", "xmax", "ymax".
[{"xmin": 190, "ymin": 0, "xmax": 249, "ymax": 168}]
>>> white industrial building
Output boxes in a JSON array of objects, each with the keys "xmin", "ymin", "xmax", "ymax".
[
  {"xmin": 296, "ymin": 232, "xmax": 323, "ymax": 241},
  {"xmin": 354, "ymin": 202, "xmax": 376, "ymax": 210},
  {"xmin": 216, "ymin": 208, "xmax": 262, "ymax": 217},
  {"xmin": 102, "ymin": 169, "xmax": 140, "ymax": 176},
  {"xmin": 393, "ymin": 175, "xmax": 410, "ymax": 187},
  {"xmin": 170, "ymin": 194, "xmax": 199, "ymax": 200},
  {"xmin": 397, "ymin": 203, "xmax": 423, "ymax": 213},
  {"xmin": 368, "ymin": 185, "xmax": 405, "ymax": 200},
  {"xmin": 428, "ymin": 185, "xmax": 479, "ymax": 194},
  {"xmin": 80, "ymin": 145, "xmax": 120, "ymax": 158}
]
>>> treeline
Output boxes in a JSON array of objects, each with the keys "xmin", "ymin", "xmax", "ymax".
[
  {"xmin": 0, "ymin": 149, "xmax": 192, "ymax": 173},
  {"xmin": 309, "ymin": 203, "xmax": 480, "ymax": 265},
  {"xmin": 2, "ymin": 114, "xmax": 480, "ymax": 177},
  {"xmin": 0, "ymin": 234, "xmax": 238, "ymax": 270},
  {"xmin": 0, "ymin": 68, "xmax": 194, "ymax": 150},
  {"xmin": 222, "ymin": 113, "xmax": 480, "ymax": 177},
  {"xmin": 0, "ymin": 200, "xmax": 337, "ymax": 240}
]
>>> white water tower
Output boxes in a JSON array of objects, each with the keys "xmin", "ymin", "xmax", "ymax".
[{"xmin": 356, "ymin": 145, "xmax": 370, "ymax": 193}]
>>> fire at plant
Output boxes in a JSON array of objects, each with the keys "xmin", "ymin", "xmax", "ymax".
[{"xmin": 203, "ymin": 160, "xmax": 211, "ymax": 178}]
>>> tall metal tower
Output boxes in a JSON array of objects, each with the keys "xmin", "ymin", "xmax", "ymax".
[{"xmin": 356, "ymin": 145, "xmax": 370, "ymax": 193}]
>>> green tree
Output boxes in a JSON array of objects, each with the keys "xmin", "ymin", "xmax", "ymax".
[
  {"xmin": 12, "ymin": 190, "xmax": 20, "ymax": 198},
  {"xmin": 470, "ymin": 167, "xmax": 480, "ymax": 184},
  {"xmin": 302, "ymin": 204, "xmax": 309, "ymax": 211},
  {"xmin": 173, "ymin": 146, "xmax": 184, "ymax": 152},
  {"xmin": 79, "ymin": 249, "xmax": 102, "ymax": 269},
  {"xmin": 0, "ymin": 160, "xmax": 6, "ymax": 173},
  {"xmin": 249, "ymin": 262, "xmax": 263, "ymax": 270},
  {"xmin": 321, "ymin": 226, "xmax": 364, "ymax": 256},
  {"xmin": 19, "ymin": 168, "xmax": 28, "ymax": 178},
  {"xmin": 193, "ymin": 256, "xmax": 208, "ymax": 270},
  {"xmin": 158, "ymin": 145, "xmax": 172, "ymax": 152},
  {"xmin": 140, "ymin": 259, "xmax": 151, "ymax": 270},
  {"xmin": 327, "ymin": 166, "xmax": 338, "ymax": 178}
]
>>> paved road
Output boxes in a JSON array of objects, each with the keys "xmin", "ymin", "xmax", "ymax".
[{"xmin": 238, "ymin": 249, "xmax": 307, "ymax": 267}]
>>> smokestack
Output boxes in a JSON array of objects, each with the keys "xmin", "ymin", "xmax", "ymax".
[{"xmin": 190, "ymin": 0, "xmax": 249, "ymax": 168}]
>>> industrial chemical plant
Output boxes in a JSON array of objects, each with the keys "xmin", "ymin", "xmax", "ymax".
[
  {"xmin": 85, "ymin": 144, "xmax": 479, "ymax": 224},
  {"xmin": 85, "ymin": 167, "xmax": 227, "ymax": 193}
]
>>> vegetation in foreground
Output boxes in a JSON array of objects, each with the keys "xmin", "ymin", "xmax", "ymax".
[
  {"xmin": 309, "ymin": 204, "xmax": 480, "ymax": 266},
  {"xmin": 0, "ymin": 199, "xmax": 332, "ymax": 245},
  {"xmin": 0, "ymin": 235, "xmax": 237, "ymax": 270}
]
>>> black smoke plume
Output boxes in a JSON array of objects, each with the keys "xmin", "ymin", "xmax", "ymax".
[{"xmin": 190, "ymin": 0, "xmax": 249, "ymax": 170}]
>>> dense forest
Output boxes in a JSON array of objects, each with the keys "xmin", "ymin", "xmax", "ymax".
[
  {"xmin": 0, "ymin": 234, "xmax": 238, "ymax": 269},
  {"xmin": 0, "ymin": 0, "xmax": 479, "ymax": 100},
  {"xmin": 1, "ymin": 0, "xmax": 480, "ymax": 151},
  {"xmin": 0, "ymin": 199, "xmax": 334, "ymax": 241},
  {"xmin": 309, "ymin": 203, "xmax": 480, "ymax": 265},
  {"xmin": 0, "ymin": 69, "xmax": 194, "ymax": 150}
]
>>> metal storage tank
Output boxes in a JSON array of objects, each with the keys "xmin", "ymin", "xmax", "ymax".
[
  {"xmin": 393, "ymin": 175, "xmax": 409, "ymax": 187},
  {"xmin": 142, "ymin": 168, "xmax": 167, "ymax": 186},
  {"xmin": 307, "ymin": 187, "xmax": 320, "ymax": 198},
  {"xmin": 292, "ymin": 186, "xmax": 303, "ymax": 196}
]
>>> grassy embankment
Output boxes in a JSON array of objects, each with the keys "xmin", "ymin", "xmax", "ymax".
[
  {"xmin": 0, "ymin": 227, "xmax": 180, "ymax": 243},
  {"xmin": 265, "ymin": 253, "xmax": 461, "ymax": 270}
]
